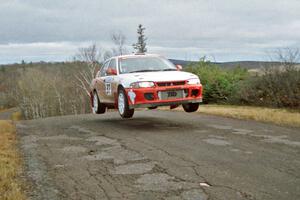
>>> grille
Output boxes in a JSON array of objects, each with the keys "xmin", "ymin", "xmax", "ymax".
[{"xmin": 156, "ymin": 81, "xmax": 185, "ymax": 87}]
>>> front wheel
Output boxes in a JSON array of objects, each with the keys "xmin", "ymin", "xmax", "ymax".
[
  {"xmin": 182, "ymin": 103, "xmax": 199, "ymax": 113},
  {"xmin": 118, "ymin": 89, "xmax": 134, "ymax": 118}
]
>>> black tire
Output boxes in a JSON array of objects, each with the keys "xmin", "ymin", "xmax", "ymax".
[
  {"xmin": 118, "ymin": 88, "xmax": 134, "ymax": 118},
  {"xmin": 92, "ymin": 91, "xmax": 106, "ymax": 114},
  {"xmin": 182, "ymin": 103, "xmax": 199, "ymax": 113}
]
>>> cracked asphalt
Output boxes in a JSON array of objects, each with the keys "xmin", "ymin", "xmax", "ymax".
[{"xmin": 17, "ymin": 110, "xmax": 300, "ymax": 200}]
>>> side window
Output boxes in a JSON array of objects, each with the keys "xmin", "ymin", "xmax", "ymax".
[
  {"xmin": 108, "ymin": 59, "xmax": 116, "ymax": 71},
  {"xmin": 100, "ymin": 61, "xmax": 109, "ymax": 77}
]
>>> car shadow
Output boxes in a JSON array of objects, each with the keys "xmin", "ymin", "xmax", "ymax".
[{"xmin": 88, "ymin": 116, "xmax": 197, "ymax": 132}]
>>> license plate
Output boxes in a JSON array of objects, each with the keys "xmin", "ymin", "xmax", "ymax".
[{"xmin": 158, "ymin": 90, "xmax": 184, "ymax": 100}]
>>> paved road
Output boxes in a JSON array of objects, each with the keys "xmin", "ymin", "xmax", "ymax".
[{"xmin": 17, "ymin": 111, "xmax": 300, "ymax": 200}]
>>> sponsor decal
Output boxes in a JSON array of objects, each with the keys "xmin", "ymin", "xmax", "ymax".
[
  {"xmin": 128, "ymin": 89, "xmax": 136, "ymax": 104},
  {"xmin": 105, "ymin": 77, "xmax": 113, "ymax": 82},
  {"xmin": 105, "ymin": 83, "xmax": 112, "ymax": 95}
]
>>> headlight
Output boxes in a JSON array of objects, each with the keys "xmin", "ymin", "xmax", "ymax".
[
  {"xmin": 187, "ymin": 78, "xmax": 200, "ymax": 85},
  {"xmin": 130, "ymin": 81, "xmax": 155, "ymax": 88}
]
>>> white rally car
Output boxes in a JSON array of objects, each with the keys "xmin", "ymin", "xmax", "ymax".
[{"xmin": 90, "ymin": 54, "xmax": 203, "ymax": 118}]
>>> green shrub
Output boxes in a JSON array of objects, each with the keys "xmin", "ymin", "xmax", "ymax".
[{"xmin": 185, "ymin": 58, "xmax": 248, "ymax": 104}]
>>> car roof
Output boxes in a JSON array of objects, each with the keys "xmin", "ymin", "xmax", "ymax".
[{"xmin": 111, "ymin": 53, "xmax": 162, "ymax": 60}]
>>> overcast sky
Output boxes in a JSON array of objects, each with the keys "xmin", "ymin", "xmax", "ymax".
[{"xmin": 0, "ymin": 0, "xmax": 300, "ymax": 64}]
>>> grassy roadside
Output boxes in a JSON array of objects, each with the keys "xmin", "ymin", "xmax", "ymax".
[
  {"xmin": 162, "ymin": 105, "xmax": 300, "ymax": 128},
  {"xmin": 0, "ymin": 111, "xmax": 25, "ymax": 200}
]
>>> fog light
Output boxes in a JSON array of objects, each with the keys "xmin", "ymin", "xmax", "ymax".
[
  {"xmin": 192, "ymin": 89, "xmax": 199, "ymax": 97},
  {"xmin": 144, "ymin": 93, "xmax": 154, "ymax": 100}
]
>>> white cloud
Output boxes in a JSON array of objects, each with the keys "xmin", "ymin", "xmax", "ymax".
[
  {"xmin": 0, "ymin": 42, "xmax": 86, "ymax": 64},
  {"xmin": 0, "ymin": 0, "xmax": 300, "ymax": 63}
]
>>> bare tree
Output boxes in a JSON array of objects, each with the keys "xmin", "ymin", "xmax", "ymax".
[
  {"xmin": 74, "ymin": 40, "xmax": 127, "ymax": 98},
  {"xmin": 103, "ymin": 51, "xmax": 113, "ymax": 60},
  {"xmin": 276, "ymin": 47, "xmax": 300, "ymax": 71},
  {"xmin": 51, "ymin": 75, "xmax": 64, "ymax": 115},
  {"xmin": 13, "ymin": 66, "xmax": 91, "ymax": 119},
  {"xmin": 111, "ymin": 30, "xmax": 127, "ymax": 55},
  {"xmin": 74, "ymin": 44, "xmax": 102, "ymax": 97},
  {"xmin": 263, "ymin": 47, "xmax": 300, "ymax": 73},
  {"xmin": 16, "ymin": 68, "xmax": 54, "ymax": 119}
]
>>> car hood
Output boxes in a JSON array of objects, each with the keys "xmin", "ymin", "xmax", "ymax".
[{"xmin": 119, "ymin": 71, "xmax": 199, "ymax": 87}]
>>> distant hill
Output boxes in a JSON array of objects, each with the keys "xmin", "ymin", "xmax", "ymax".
[
  {"xmin": 169, "ymin": 59, "xmax": 282, "ymax": 70},
  {"xmin": 213, "ymin": 61, "xmax": 282, "ymax": 70},
  {"xmin": 168, "ymin": 59, "xmax": 197, "ymax": 66}
]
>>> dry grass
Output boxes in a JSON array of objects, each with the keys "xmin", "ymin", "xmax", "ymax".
[
  {"xmin": 161, "ymin": 105, "xmax": 300, "ymax": 127},
  {"xmin": 11, "ymin": 112, "xmax": 22, "ymax": 121},
  {"xmin": 0, "ymin": 120, "xmax": 25, "ymax": 200}
]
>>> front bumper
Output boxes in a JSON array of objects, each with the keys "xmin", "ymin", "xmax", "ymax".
[{"xmin": 125, "ymin": 84, "xmax": 203, "ymax": 109}]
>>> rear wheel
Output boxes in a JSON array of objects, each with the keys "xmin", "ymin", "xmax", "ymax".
[
  {"xmin": 92, "ymin": 91, "xmax": 106, "ymax": 114},
  {"xmin": 182, "ymin": 103, "xmax": 199, "ymax": 113},
  {"xmin": 118, "ymin": 88, "xmax": 134, "ymax": 118}
]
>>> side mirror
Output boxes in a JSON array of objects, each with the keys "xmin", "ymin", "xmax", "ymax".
[
  {"xmin": 176, "ymin": 64, "xmax": 183, "ymax": 71},
  {"xmin": 106, "ymin": 68, "xmax": 117, "ymax": 75}
]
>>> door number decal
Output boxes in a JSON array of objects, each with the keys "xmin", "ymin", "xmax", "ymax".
[{"xmin": 105, "ymin": 83, "xmax": 112, "ymax": 95}]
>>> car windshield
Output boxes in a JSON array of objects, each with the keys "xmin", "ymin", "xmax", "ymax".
[{"xmin": 118, "ymin": 56, "xmax": 177, "ymax": 74}]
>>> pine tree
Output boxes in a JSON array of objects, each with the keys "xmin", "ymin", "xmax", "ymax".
[{"xmin": 133, "ymin": 24, "xmax": 147, "ymax": 53}]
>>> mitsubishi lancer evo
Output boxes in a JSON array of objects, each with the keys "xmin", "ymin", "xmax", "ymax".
[{"xmin": 90, "ymin": 54, "xmax": 203, "ymax": 118}]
